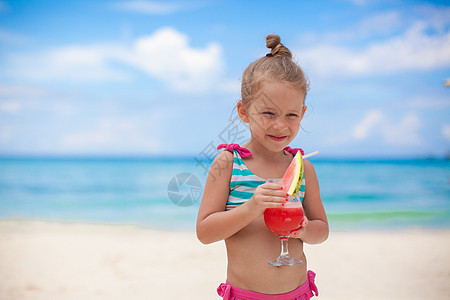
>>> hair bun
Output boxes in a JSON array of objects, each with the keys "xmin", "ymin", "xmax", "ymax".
[
  {"xmin": 266, "ymin": 34, "xmax": 281, "ymax": 49},
  {"xmin": 265, "ymin": 34, "xmax": 292, "ymax": 58}
]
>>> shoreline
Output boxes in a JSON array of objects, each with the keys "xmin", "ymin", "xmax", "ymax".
[
  {"xmin": 0, "ymin": 214, "xmax": 447, "ymax": 233},
  {"xmin": 0, "ymin": 219, "xmax": 449, "ymax": 299}
]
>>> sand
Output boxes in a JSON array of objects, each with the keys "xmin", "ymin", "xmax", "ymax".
[{"xmin": 0, "ymin": 220, "xmax": 449, "ymax": 300}]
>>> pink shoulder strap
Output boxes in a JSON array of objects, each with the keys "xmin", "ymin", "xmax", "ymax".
[
  {"xmin": 284, "ymin": 146, "xmax": 304, "ymax": 156},
  {"xmin": 218, "ymin": 144, "xmax": 304, "ymax": 158},
  {"xmin": 217, "ymin": 144, "xmax": 252, "ymax": 158}
]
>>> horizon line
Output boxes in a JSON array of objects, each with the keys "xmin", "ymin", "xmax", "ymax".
[{"xmin": 0, "ymin": 153, "xmax": 448, "ymax": 162}]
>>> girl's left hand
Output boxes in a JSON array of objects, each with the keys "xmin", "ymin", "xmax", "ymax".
[{"xmin": 291, "ymin": 216, "xmax": 309, "ymax": 239}]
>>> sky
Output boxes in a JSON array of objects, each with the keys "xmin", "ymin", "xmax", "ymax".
[{"xmin": 0, "ymin": 0, "xmax": 449, "ymax": 158}]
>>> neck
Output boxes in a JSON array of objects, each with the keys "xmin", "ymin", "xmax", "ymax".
[{"xmin": 244, "ymin": 138, "xmax": 287, "ymax": 162}]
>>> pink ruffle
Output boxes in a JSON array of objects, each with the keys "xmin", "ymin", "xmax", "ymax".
[
  {"xmin": 217, "ymin": 270, "xmax": 318, "ymax": 299},
  {"xmin": 217, "ymin": 281, "xmax": 232, "ymax": 299},
  {"xmin": 284, "ymin": 146, "xmax": 304, "ymax": 156},
  {"xmin": 308, "ymin": 270, "xmax": 319, "ymax": 297},
  {"xmin": 217, "ymin": 144, "xmax": 253, "ymax": 158},
  {"xmin": 217, "ymin": 144, "xmax": 304, "ymax": 158}
]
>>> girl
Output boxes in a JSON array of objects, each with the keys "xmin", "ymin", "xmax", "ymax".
[{"xmin": 196, "ymin": 34, "xmax": 328, "ymax": 299}]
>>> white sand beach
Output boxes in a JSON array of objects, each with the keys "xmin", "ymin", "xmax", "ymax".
[{"xmin": 0, "ymin": 220, "xmax": 449, "ymax": 300}]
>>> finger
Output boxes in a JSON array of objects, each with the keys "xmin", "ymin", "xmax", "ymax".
[
  {"xmin": 303, "ymin": 216, "xmax": 309, "ymax": 224},
  {"xmin": 261, "ymin": 187, "xmax": 288, "ymax": 198},
  {"xmin": 301, "ymin": 217, "xmax": 309, "ymax": 227},
  {"xmin": 262, "ymin": 191, "xmax": 288, "ymax": 200},
  {"xmin": 264, "ymin": 201, "xmax": 285, "ymax": 208},
  {"xmin": 291, "ymin": 228, "xmax": 305, "ymax": 238},
  {"xmin": 263, "ymin": 182, "xmax": 285, "ymax": 190},
  {"xmin": 261, "ymin": 194, "xmax": 287, "ymax": 203}
]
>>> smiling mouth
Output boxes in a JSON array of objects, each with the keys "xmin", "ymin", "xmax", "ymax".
[{"xmin": 268, "ymin": 135, "xmax": 287, "ymax": 141}]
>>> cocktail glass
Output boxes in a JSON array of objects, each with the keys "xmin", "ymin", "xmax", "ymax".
[{"xmin": 264, "ymin": 178, "xmax": 304, "ymax": 266}]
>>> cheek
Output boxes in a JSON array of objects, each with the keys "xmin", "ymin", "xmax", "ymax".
[
  {"xmin": 248, "ymin": 112, "xmax": 271, "ymax": 129},
  {"xmin": 288, "ymin": 119, "xmax": 301, "ymax": 132}
]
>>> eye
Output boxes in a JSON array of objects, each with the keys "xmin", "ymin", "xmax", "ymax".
[
  {"xmin": 286, "ymin": 113, "xmax": 299, "ymax": 119},
  {"xmin": 262, "ymin": 111, "xmax": 276, "ymax": 118}
]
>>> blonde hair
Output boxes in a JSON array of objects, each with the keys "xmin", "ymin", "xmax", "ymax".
[{"xmin": 241, "ymin": 34, "xmax": 309, "ymax": 105}]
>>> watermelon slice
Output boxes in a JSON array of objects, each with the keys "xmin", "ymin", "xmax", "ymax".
[{"xmin": 281, "ymin": 151, "xmax": 304, "ymax": 196}]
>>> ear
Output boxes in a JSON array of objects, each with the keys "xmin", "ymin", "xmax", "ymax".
[
  {"xmin": 237, "ymin": 101, "xmax": 250, "ymax": 123},
  {"xmin": 300, "ymin": 106, "xmax": 307, "ymax": 122}
]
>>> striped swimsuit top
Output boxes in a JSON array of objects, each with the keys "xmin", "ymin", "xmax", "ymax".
[{"xmin": 217, "ymin": 144, "xmax": 306, "ymax": 210}]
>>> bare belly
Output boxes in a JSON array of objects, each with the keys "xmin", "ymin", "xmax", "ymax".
[{"xmin": 225, "ymin": 216, "xmax": 308, "ymax": 294}]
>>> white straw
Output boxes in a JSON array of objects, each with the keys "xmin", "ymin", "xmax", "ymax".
[{"xmin": 302, "ymin": 151, "xmax": 319, "ymax": 159}]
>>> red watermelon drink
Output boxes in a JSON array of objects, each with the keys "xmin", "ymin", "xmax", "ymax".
[
  {"xmin": 265, "ymin": 174, "xmax": 304, "ymax": 266},
  {"xmin": 263, "ymin": 151, "xmax": 317, "ymax": 266},
  {"xmin": 264, "ymin": 202, "xmax": 304, "ymax": 237}
]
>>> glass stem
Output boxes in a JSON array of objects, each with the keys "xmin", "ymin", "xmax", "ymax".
[{"xmin": 280, "ymin": 237, "xmax": 290, "ymax": 257}]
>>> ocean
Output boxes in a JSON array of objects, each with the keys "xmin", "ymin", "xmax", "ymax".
[{"xmin": 0, "ymin": 157, "xmax": 449, "ymax": 231}]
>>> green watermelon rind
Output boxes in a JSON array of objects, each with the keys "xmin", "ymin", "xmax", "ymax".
[{"xmin": 291, "ymin": 154, "xmax": 304, "ymax": 197}]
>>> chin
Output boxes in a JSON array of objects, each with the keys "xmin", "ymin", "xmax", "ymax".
[{"xmin": 266, "ymin": 141, "xmax": 290, "ymax": 153}]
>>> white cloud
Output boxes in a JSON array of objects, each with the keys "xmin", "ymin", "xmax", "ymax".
[
  {"xmin": 418, "ymin": 5, "xmax": 450, "ymax": 33},
  {"xmin": 384, "ymin": 113, "xmax": 421, "ymax": 145},
  {"xmin": 352, "ymin": 110, "xmax": 383, "ymax": 140},
  {"xmin": 0, "ymin": 85, "xmax": 47, "ymax": 98},
  {"xmin": 296, "ymin": 17, "xmax": 450, "ymax": 77},
  {"xmin": 121, "ymin": 27, "xmax": 224, "ymax": 92},
  {"xmin": 0, "ymin": 84, "xmax": 75, "ymax": 116},
  {"xmin": 111, "ymin": 1, "xmax": 194, "ymax": 14},
  {"xmin": 0, "ymin": 124, "xmax": 12, "ymax": 142},
  {"xmin": 7, "ymin": 27, "xmax": 226, "ymax": 93},
  {"xmin": 357, "ymin": 11, "xmax": 402, "ymax": 36},
  {"xmin": 0, "ymin": 101, "xmax": 21, "ymax": 113},
  {"xmin": 310, "ymin": 11, "xmax": 402, "ymax": 42},
  {"xmin": 407, "ymin": 96, "xmax": 450, "ymax": 109},
  {"xmin": 351, "ymin": 110, "xmax": 422, "ymax": 146},
  {"xmin": 443, "ymin": 124, "xmax": 450, "ymax": 141},
  {"xmin": 9, "ymin": 44, "xmax": 131, "ymax": 82},
  {"xmin": 345, "ymin": 0, "xmax": 367, "ymax": 5},
  {"xmin": 60, "ymin": 116, "xmax": 162, "ymax": 154}
]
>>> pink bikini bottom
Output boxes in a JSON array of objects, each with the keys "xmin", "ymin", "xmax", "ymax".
[{"xmin": 217, "ymin": 270, "xmax": 318, "ymax": 300}]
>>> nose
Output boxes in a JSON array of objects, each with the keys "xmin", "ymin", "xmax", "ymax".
[{"xmin": 272, "ymin": 116, "xmax": 288, "ymax": 131}]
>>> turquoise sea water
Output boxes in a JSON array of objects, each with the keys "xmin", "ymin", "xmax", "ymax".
[{"xmin": 0, "ymin": 157, "xmax": 449, "ymax": 231}]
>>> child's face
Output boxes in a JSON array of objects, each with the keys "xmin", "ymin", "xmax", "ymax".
[{"xmin": 238, "ymin": 81, "xmax": 306, "ymax": 152}]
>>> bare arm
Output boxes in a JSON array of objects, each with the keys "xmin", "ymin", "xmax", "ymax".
[
  {"xmin": 196, "ymin": 151, "xmax": 286, "ymax": 244},
  {"xmin": 292, "ymin": 159, "xmax": 329, "ymax": 244}
]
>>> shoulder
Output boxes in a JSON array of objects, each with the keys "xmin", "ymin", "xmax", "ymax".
[
  {"xmin": 303, "ymin": 159, "xmax": 318, "ymax": 181},
  {"xmin": 303, "ymin": 158, "xmax": 314, "ymax": 169},
  {"xmin": 207, "ymin": 150, "xmax": 234, "ymax": 181},
  {"xmin": 214, "ymin": 150, "xmax": 234, "ymax": 167}
]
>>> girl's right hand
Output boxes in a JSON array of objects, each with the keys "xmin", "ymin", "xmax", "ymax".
[{"xmin": 248, "ymin": 182, "xmax": 287, "ymax": 216}]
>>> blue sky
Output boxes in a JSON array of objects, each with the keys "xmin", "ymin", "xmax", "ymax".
[{"xmin": 0, "ymin": 0, "xmax": 449, "ymax": 158}]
